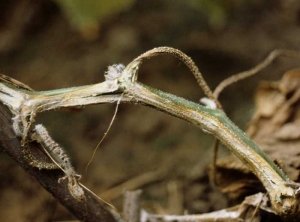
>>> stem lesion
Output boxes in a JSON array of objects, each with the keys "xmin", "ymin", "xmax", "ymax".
[{"xmin": 120, "ymin": 48, "xmax": 300, "ymax": 217}]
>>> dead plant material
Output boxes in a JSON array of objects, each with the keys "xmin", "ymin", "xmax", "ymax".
[{"xmin": 213, "ymin": 69, "xmax": 300, "ymax": 199}]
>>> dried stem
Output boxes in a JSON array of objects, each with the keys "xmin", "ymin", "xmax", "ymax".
[
  {"xmin": 100, "ymin": 168, "xmax": 167, "ymax": 200},
  {"xmin": 213, "ymin": 49, "xmax": 300, "ymax": 99},
  {"xmin": 130, "ymin": 47, "xmax": 222, "ymax": 109},
  {"xmin": 1, "ymin": 48, "xmax": 300, "ymax": 219}
]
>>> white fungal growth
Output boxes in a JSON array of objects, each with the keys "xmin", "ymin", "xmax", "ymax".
[
  {"xmin": 12, "ymin": 115, "xmax": 23, "ymax": 137},
  {"xmin": 104, "ymin": 64, "xmax": 125, "ymax": 81},
  {"xmin": 199, "ymin": 97, "xmax": 217, "ymax": 110},
  {"xmin": 33, "ymin": 124, "xmax": 85, "ymax": 201},
  {"xmin": 104, "ymin": 64, "xmax": 126, "ymax": 90},
  {"xmin": 104, "ymin": 64, "xmax": 125, "ymax": 90}
]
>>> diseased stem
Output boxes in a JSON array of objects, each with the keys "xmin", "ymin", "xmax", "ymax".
[
  {"xmin": 123, "ymin": 82, "xmax": 297, "ymax": 217},
  {"xmin": 1, "ymin": 72, "xmax": 298, "ymax": 217},
  {"xmin": 1, "ymin": 48, "xmax": 300, "ymax": 219},
  {"xmin": 129, "ymin": 83, "xmax": 288, "ymax": 180}
]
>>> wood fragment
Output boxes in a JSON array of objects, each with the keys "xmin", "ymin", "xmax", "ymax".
[{"xmin": 122, "ymin": 190, "xmax": 142, "ymax": 222}]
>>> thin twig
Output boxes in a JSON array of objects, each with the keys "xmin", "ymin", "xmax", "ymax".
[
  {"xmin": 210, "ymin": 139, "xmax": 220, "ymax": 187},
  {"xmin": 100, "ymin": 168, "xmax": 168, "ymax": 200},
  {"xmin": 249, "ymin": 193, "xmax": 264, "ymax": 222},
  {"xmin": 213, "ymin": 49, "xmax": 300, "ymax": 99},
  {"xmin": 85, "ymin": 93, "xmax": 123, "ymax": 173}
]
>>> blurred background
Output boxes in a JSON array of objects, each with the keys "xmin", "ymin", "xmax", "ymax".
[{"xmin": 0, "ymin": 0, "xmax": 299, "ymax": 221}]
